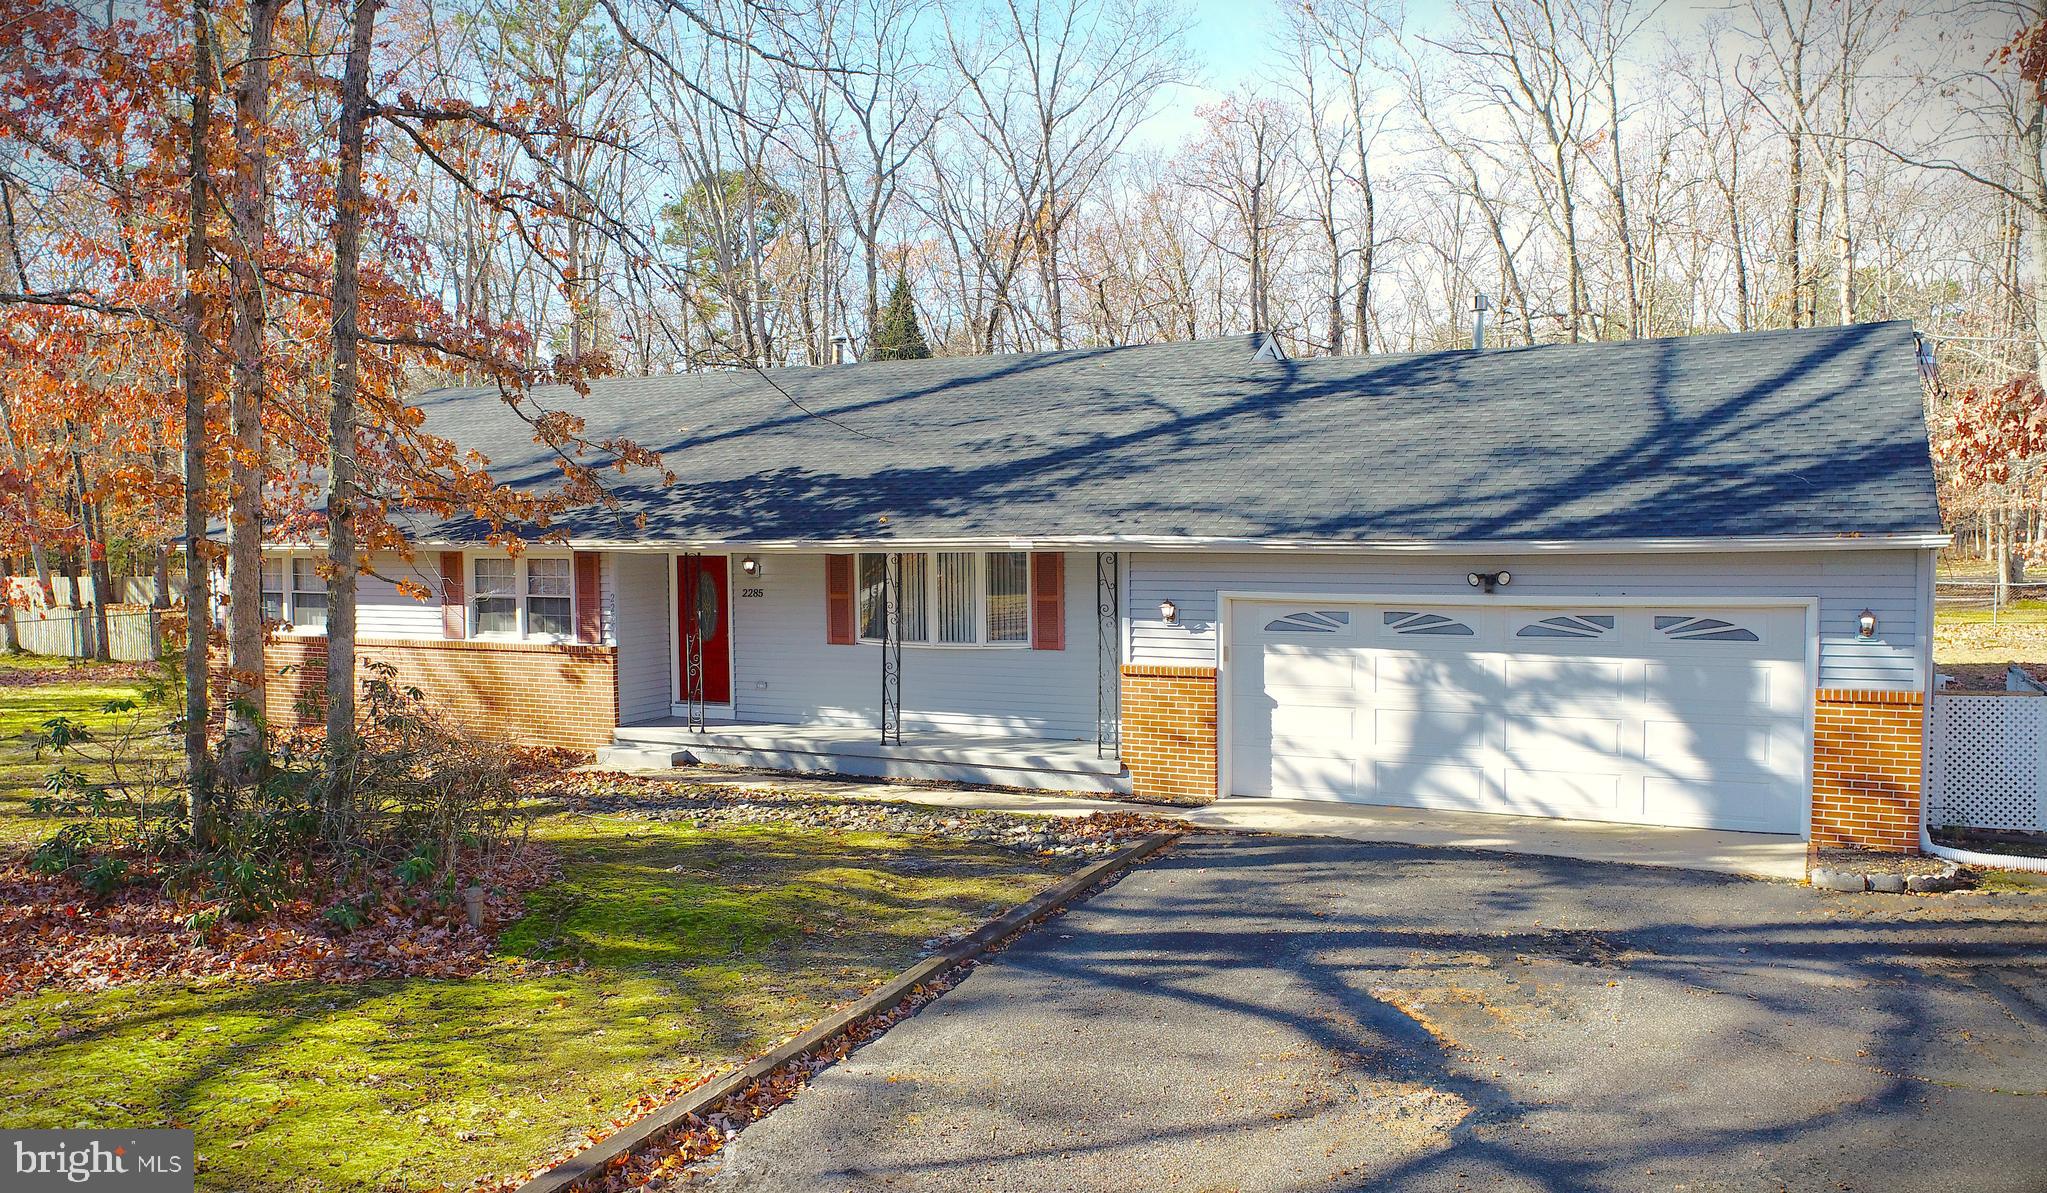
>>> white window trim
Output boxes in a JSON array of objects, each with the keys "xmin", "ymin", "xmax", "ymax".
[
  {"xmin": 257, "ymin": 551, "xmax": 330, "ymax": 636},
  {"xmin": 855, "ymin": 550, "xmax": 1033, "ymax": 649},
  {"xmin": 467, "ymin": 552, "xmax": 578, "ymax": 643}
]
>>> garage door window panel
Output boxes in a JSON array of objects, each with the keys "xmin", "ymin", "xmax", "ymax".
[
  {"xmin": 1656, "ymin": 614, "xmax": 1760, "ymax": 643},
  {"xmin": 1517, "ymin": 614, "xmax": 1615, "ymax": 639}
]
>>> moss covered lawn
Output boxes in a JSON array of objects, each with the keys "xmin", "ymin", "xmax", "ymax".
[
  {"xmin": 0, "ymin": 657, "xmax": 1079, "ymax": 1191},
  {"xmin": 0, "ymin": 655, "xmax": 168, "ymax": 848}
]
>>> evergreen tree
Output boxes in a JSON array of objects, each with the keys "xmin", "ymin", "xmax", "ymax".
[{"xmin": 867, "ymin": 273, "xmax": 931, "ymax": 361}]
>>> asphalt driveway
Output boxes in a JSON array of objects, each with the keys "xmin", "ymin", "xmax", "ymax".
[{"xmin": 708, "ymin": 836, "xmax": 2047, "ymax": 1192}]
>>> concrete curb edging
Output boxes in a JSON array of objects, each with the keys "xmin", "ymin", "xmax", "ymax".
[{"xmin": 513, "ymin": 832, "xmax": 1179, "ymax": 1193}]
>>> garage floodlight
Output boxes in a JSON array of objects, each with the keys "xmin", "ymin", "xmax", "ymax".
[{"xmin": 1466, "ymin": 570, "xmax": 1511, "ymax": 593}]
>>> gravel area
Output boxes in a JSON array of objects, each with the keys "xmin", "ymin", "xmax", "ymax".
[
  {"xmin": 1815, "ymin": 847, "xmax": 1958, "ymax": 877},
  {"xmin": 539, "ymin": 773, "xmax": 1193, "ymax": 860}
]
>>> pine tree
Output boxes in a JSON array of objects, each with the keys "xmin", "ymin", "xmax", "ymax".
[{"xmin": 867, "ymin": 273, "xmax": 931, "ymax": 361}]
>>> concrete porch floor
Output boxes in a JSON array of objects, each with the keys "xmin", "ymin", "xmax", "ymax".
[{"xmin": 636, "ymin": 764, "xmax": 1811, "ymax": 882}]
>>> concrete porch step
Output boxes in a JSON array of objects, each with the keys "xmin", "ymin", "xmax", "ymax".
[{"xmin": 596, "ymin": 721, "xmax": 1132, "ymax": 795}]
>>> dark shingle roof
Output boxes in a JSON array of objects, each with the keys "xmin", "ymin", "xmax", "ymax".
[{"xmin": 404, "ymin": 320, "xmax": 1942, "ymax": 545}]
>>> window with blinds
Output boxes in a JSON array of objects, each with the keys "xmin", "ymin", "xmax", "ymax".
[
  {"xmin": 851, "ymin": 551, "xmax": 1040, "ymax": 647},
  {"xmin": 985, "ymin": 551, "xmax": 1029, "ymax": 643}
]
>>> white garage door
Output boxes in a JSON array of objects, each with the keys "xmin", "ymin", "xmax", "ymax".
[{"xmin": 1225, "ymin": 601, "xmax": 1810, "ymax": 833}]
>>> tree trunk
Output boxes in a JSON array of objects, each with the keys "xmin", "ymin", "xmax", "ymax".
[
  {"xmin": 0, "ymin": 383, "xmax": 55, "ymax": 605},
  {"xmin": 1830, "ymin": 6, "xmax": 1854, "ymax": 326},
  {"xmin": 1605, "ymin": 66, "xmax": 1641, "ymax": 338},
  {"xmin": 1354, "ymin": 161, "xmax": 1374, "ymax": 355},
  {"xmin": 322, "ymin": 0, "xmax": 377, "ymax": 811},
  {"xmin": 224, "ymin": 0, "xmax": 280, "ymax": 776},
  {"xmin": 0, "ymin": 187, "xmax": 56, "ymax": 607},
  {"xmin": 183, "ymin": 0, "xmax": 217, "ymax": 840},
  {"xmin": 68, "ymin": 444, "xmax": 111, "ymax": 661},
  {"xmin": 2024, "ymin": 19, "xmax": 2047, "ymax": 381}
]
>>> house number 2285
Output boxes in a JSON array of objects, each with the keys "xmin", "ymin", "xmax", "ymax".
[{"xmin": 740, "ymin": 587, "xmax": 765, "ymax": 598}]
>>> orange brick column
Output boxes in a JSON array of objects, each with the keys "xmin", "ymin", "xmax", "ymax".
[
  {"xmin": 1811, "ymin": 689, "xmax": 1924, "ymax": 853},
  {"xmin": 262, "ymin": 636, "xmax": 619, "ymax": 751},
  {"xmin": 1120, "ymin": 664, "xmax": 1218, "ymax": 802}
]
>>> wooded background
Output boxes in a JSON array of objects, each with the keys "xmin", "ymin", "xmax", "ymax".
[{"xmin": 5, "ymin": 0, "xmax": 2047, "ymax": 607}]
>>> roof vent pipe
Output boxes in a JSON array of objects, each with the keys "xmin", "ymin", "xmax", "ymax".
[{"xmin": 1473, "ymin": 292, "xmax": 1490, "ymax": 351}]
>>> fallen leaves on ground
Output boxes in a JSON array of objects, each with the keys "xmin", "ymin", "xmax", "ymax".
[
  {"xmin": 535, "ymin": 769, "xmax": 1194, "ymax": 860},
  {"xmin": 471, "ymin": 964, "xmax": 975, "ymax": 1193},
  {"xmin": 0, "ymin": 659, "xmax": 158, "ymax": 690},
  {"xmin": 0, "ymin": 845, "xmax": 560, "ymax": 998}
]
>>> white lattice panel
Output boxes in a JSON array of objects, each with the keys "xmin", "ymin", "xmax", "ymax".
[{"xmin": 1928, "ymin": 696, "xmax": 2047, "ymax": 832}]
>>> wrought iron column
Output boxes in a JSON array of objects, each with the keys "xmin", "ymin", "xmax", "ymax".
[
  {"xmin": 880, "ymin": 553, "xmax": 902, "ymax": 745},
  {"xmin": 681, "ymin": 552, "xmax": 705, "ymax": 730},
  {"xmin": 1096, "ymin": 551, "xmax": 1121, "ymax": 758}
]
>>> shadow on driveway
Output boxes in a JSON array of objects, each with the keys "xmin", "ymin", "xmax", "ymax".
[{"xmin": 708, "ymin": 837, "xmax": 2047, "ymax": 1192}]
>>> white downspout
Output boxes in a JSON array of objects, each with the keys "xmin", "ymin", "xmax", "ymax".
[{"xmin": 1919, "ymin": 547, "xmax": 2047, "ymax": 871}]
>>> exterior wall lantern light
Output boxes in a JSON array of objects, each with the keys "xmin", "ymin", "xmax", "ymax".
[
  {"xmin": 1857, "ymin": 608, "xmax": 1878, "ymax": 639},
  {"xmin": 740, "ymin": 556, "xmax": 762, "ymax": 577},
  {"xmin": 1466, "ymin": 570, "xmax": 1512, "ymax": 594},
  {"xmin": 1159, "ymin": 599, "xmax": 1179, "ymax": 624}
]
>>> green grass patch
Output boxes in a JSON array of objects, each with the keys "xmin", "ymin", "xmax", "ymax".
[
  {"xmin": 0, "ymin": 666, "xmax": 169, "ymax": 851},
  {"xmin": 1935, "ymin": 600, "xmax": 2047, "ymax": 628},
  {"xmin": 0, "ymin": 806, "xmax": 1075, "ymax": 1191}
]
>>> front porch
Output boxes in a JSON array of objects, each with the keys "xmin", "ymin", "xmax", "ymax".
[{"xmin": 597, "ymin": 719, "xmax": 1133, "ymax": 795}]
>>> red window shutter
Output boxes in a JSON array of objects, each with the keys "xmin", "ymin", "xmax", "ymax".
[
  {"xmin": 1030, "ymin": 551, "xmax": 1064, "ymax": 651},
  {"xmin": 439, "ymin": 551, "xmax": 465, "ymax": 638},
  {"xmin": 574, "ymin": 552, "xmax": 602, "ymax": 643},
  {"xmin": 825, "ymin": 554, "xmax": 855, "ymax": 645}
]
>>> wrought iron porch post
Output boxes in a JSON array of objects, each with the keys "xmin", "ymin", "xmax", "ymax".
[
  {"xmin": 682, "ymin": 551, "xmax": 705, "ymax": 731},
  {"xmin": 880, "ymin": 552, "xmax": 902, "ymax": 745},
  {"xmin": 1097, "ymin": 551, "xmax": 1121, "ymax": 758}
]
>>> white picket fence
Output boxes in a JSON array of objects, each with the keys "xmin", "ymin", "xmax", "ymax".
[{"xmin": 1926, "ymin": 694, "xmax": 2047, "ymax": 833}]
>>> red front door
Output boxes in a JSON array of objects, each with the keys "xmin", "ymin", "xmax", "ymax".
[{"xmin": 677, "ymin": 556, "xmax": 732, "ymax": 705}]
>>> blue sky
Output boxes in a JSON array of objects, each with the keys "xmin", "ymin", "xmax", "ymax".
[{"xmin": 1135, "ymin": 0, "xmax": 1276, "ymax": 147}]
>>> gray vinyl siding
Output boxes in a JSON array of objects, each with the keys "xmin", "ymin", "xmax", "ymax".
[
  {"xmin": 1126, "ymin": 549, "xmax": 1931, "ymax": 691},
  {"xmin": 613, "ymin": 552, "xmax": 672, "ymax": 722},
  {"xmin": 687, "ymin": 552, "xmax": 1101, "ymax": 739}
]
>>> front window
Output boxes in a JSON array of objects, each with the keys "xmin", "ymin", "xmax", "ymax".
[
  {"xmin": 935, "ymin": 551, "xmax": 976, "ymax": 644},
  {"xmin": 473, "ymin": 558, "xmax": 517, "ymax": 635},
  {"xmin": 857, "ymin": 554, "xmax": 888, "ymax": 640},
  {"xmin": 984, "ymin": 551, "xmax": 1029, "ymax": 644},
  {"xmin": 859, "ymin": 551, "xmax": 1030, "ymax": 647},
  {"xmin": 260, "ymin": 557, "xmax": 286, "ymax": 622},
  {"xmin": 526, "ymin": 557, "xmax": 573, "ymax": 638},
  {"xmin": 291, "ymin": 558, "xmax": 327, "ymax": 630}
]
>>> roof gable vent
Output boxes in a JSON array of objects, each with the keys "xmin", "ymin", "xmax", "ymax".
[{"xmin": 1252, "ymin": 336, "xmax": 1288, "ymax": 363}]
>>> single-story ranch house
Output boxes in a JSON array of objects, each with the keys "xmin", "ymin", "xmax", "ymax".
[{"xmin": 260, "ymin": 321, "xmax": 1945, "ymax": 854}]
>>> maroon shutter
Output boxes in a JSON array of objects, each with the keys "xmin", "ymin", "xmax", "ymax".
[
  {"xmin": 1030, "ymin": 551, "xmax": 1064, "ymax": 651},
  {"xmin": 439, "ymin": 551, "xmax": 465, "ymax": 638},
  {"xmin": 574, "ymin": 552, "xmax": 602, "ymax": 643},
  {"xmin": 825, "ymin": 554, "xmax": 855, "ymax": 645}
]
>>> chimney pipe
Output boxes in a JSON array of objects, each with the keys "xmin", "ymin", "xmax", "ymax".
[
  {"xmin": 829, "ymin": 336, "xmax": 848, "ymax": 365},
  {"xmin": 1473, "ymin": 293, "xmax": 1490, "ymax": 352}
]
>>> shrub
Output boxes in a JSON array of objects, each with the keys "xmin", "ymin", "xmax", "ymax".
[{"xmin": 29, "ymin": 660, "xmax": 530, "ymax": 925}]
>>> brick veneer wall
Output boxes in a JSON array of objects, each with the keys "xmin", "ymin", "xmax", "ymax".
[
  {"xmin": 263, "ymin": 636, "xmax": 619, "ymax": 751},
  {"xmin": 1120, "ymin": 664, "xmax": 1218, "ymax": 802},
  {"xmin": 1811, "ymin": 689, "xmax": 1924, "ymax": 853}
]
